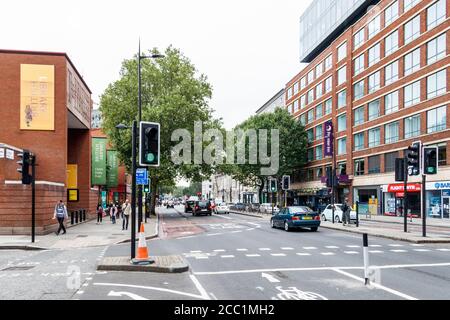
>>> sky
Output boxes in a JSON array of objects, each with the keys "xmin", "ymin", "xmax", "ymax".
[{"xmin": 1, "ymin": 0, "xmax": 312, "ymax": 129}]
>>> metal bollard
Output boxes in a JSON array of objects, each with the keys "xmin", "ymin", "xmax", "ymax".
[
  {"xmin": 82, "ymin": 209, "xmax": 86, "ymax": 221},
  {"xmin": 363, "ymin": 233, "xmax": 369, "ymax": 285},
  {"xmin": 70, "ymin": 211, "xmax": 74, "ymax": 225},
  {"xmin": 75, "ymin": 210, "xmax": 79, "ymax": 224},
  {"xmin": 356, "ymin": 201, "xmax": 359, "ymax": 227}
]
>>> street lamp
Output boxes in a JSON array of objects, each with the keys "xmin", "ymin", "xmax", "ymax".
[{"xmin": 137, "ymin": 40, "xmax": 165, "ymax": 226}]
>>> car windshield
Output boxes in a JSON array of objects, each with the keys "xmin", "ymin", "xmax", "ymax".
[
  {"xmin": 198, "ymin": 202, "xmax": 208, "ymax": 206},
  {"xmin": 290, "ymin": 206, "xmax": 313, "ymax": 214}
]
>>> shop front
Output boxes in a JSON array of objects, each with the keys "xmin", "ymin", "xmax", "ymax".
[
  {"xmin": 426, "ymin": 181, "xmax": 450, "ymax": 219},
  {"xmin": 353, "ymin": 186, "xmax": 380, "ymax": 216},
  {"xmin": 381, "ymin": 183, "xmax": 421, "ymax": 217}
]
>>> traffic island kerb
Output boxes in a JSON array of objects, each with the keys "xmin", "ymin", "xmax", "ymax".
[{"xmin": 97, "ymin": 255, "xmax": 189, "ymax": 273}]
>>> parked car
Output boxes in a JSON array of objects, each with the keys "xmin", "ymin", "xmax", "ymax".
[
  {"xmin": 259, "ymin": 203, "xmax": 279, "ymax": 214},
  {"xmin": 271, "ymin": 206, "xmax": 320, "ymax": 232},
  {"xmin": 248, "ymin": 203, "xmax": 261, "ymax": 212},
  {"xmin": 185, "ymin": 200, "xmax": 195, "ymax": 213},
  {"xmin": 192, "ymin": 200, "xmax": 213, "ymax": 216},
  {"xmin": 321, "ymin": 204, "xmax": 357, "ymax": 223},
  {"xmin": 214, "ymin": 203, "xmax": 230, "ymax": 214},
  {"xmin": 232, "ymin": 203, "xmax": 246, "ymax": 211}
]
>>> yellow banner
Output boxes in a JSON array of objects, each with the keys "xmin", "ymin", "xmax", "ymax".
[
  {"xmin": 66, "ymin": 164, "xmax": 78, "ymax": 189},
  {"xmin": 20, "ymin": 64, "xmax": 55, "ymax": 130},
  {"xmin": 68, "ymin": 189, "xmax": 79, "ymax": 202}
]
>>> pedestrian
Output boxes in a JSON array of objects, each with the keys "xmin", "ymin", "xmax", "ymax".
[
  {"xmin": 111, "ymin": 203, "xmax": 118, "ymax": 224},
  {"xmin": 122, "ymin": 199, "xmax": 131, "ymax": 230},
  {"xmin": 53, "ymin": 200, "xmax": 68, "ymax": 235},
  {"xmin": 116, "ymin": 202, "xmax": 122, "ymax": 220},
  {"xmin": 96, "ymin": 204, "xmax": 103, "ymax": 224},
  {"xmin": 342, "ymin": 197, "xmax": 351, "ymax": 226}
]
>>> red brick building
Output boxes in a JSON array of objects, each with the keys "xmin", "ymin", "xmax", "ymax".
[
  {"xmin": 286, "ymin": 0, "xmax": 450, "ymax": 218},
  {"xmin": 0, "ymin": 50, "xmax": 98, "ymax": 234}
]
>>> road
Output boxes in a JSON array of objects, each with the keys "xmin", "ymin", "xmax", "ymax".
[{"xmin": 77, "ymin": 206, "xmax": 450, "ymax": 300}]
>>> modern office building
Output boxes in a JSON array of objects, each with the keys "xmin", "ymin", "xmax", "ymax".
[
  {"xmin": 286, "ymin": 0, "xmax": 449, "ymax": 218},
  {"xmin": 255, "ymin": 89, "xmax": 285, "ymax": 114}
]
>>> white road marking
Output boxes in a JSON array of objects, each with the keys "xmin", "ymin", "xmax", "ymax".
[
  {"xmin": 320, "ymin": 252, "xmax": 335, "ymax": 256},
  {"xmin": 303, "ymin": 247, "xmax": 317, "ymax": 250},
  {"xmin": 388, "ymin": 244, "xmax": 404, "ymax": 247},
  {"xmin": 246, "ymin": 254, "xmax": 261, "ymax": 257},
  {"xmin": 177, "ymin": 236, "xmax": 195, "ymax": 239},
  {"xmin": 220, "ymin": 255, "xmax": 235, "ymax": 258},
  {"xmin": 390, "ymin": 250, "xmax": 408, "ymax": 253},
  {"xmin": 195, "ymin": 256, "xmax": 209, "ymax": 260},
  {"xmin": 369, "ymin": 245, "xmax": 382, "ymax": 248},
  {"xmin": 189, "ymin": 275, "xmax": 211, "ymax": 300},
  {"xmin": 207, "ymin": 233, "xmax": 221, "ymax": 236},
  {"xmin": 346, "ymin": 245, "xmax": 360, "ymax": 248},
  {"xmin": 261, "ymin": 273, "xmax": 280, "ymax": 283},
  {"xmin": 259, "ymin": 248, "xmax": 271, "ymax": 251},
  {"xmin": 344, "ymin": 251, "xmax": 359, "ymax": 255},
  {"xmin": 296, "ymin": 253, "xmax": 311, "ymax": 256},
  {"xmin": 215, "ymin": 215, "xmax": 233, "ymax": 220},
  {"xmin": 325, "ymin": 246, "xmax": 339, "ymax": 249},
  {"xmin": 271, "ymin": 253, "xmax": 286, "ymax": 257},
  {"xmin": 76, "ymin": 291, "xmax": 84, "ymax": 295},
  {"xmin": 436, "ymin": 248, "xmax": 450, "ymax": 252},
  {"xmin": 236, "ymin": 248, "xmax": 248, "ymax": 252},
  {"xmin": 213, "ymin": 249, "xmax": 226, "ymax": 252},
  {"xmin": 190, "ymin": 250, "xmax": 202, "ymax": 253},
  {"xmin": 332, "ymin": 268, "xmax": 417, "ymax": 300},
  {"xmin": 413, "ymin": 249, "xmax": 430, "ymax": 252},
  {"xmin": 411, "ymin": 244, "xmax": 424, "ymax": 247},
  {"xmin": 86, "ymin": 278, "xmax": 93, "ymax": 281},
  {"xmin": 108, "ymin": 291, "xmax": 148, "ymax": 300},
  {"xmin": 231, "ymin": 230, "xmax": 242, "ymax": 233},
  {"xmin": 209, "ymin": 292, "xmax": 218, "ymax": 300},
  {"xmin": 281, "ymin": 247, "xmax": 294, "ymax": 250},
  {"xmin": 83, "ymin": 283, "xmax": 89, "ymax": 287},
  {"xmin": 369, "ymin": 250, "xmax": 384, "ymax": 254}
]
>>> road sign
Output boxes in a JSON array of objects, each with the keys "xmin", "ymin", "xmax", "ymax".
[{"xmin": 136, "ymin": 168, "xmax": 148, "ymax": 185}]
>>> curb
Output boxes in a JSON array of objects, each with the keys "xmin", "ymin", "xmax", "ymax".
[
  {"xmin": 0, "ymin": 245, "xmax": 47, "ymax": 251},
  {"xmin": 97, "ymin": 255, "xmax": 189, "ymax": 273},
  {"xmin": 229, "ymin": 210, "xmax": 266, "ymax": 218},
  {"xmin": 320, "ymin": 224, "xmax": 450, "ymax": 243},
  {"xmin": 114, "ymin": 213, "xmax": 160, "ymax": 245}
]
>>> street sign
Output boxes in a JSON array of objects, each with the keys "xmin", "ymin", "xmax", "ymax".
[{"xmin": 136, "ymin": 168, "xmax": 148, "ymax": 185}]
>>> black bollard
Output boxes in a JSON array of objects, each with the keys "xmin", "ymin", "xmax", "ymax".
[{"xmin": 71, "ymin": 211, "xmax": 74, "ymax": 225}]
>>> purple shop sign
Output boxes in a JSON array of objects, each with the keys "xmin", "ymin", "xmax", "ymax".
[{"xmin": 324, "ymin": 120, "xmax": 333, "ymax": 157}]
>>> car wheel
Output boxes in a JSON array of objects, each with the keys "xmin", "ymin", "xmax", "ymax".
[
  {"xmin": 321, "ymin": 214, "xmax": 326, "ymax": 221},
  {"xmin": 311, "ymin": 227, "xmax": 318, "ymax": 232},
  {"xmin": 270, "ymin": 219, "xmax": 275, "ymax": 228},
  {"xmin": 335, "ymin": 215, "xmax": 341, "ymax": 223},
  {"xmin": 284, "ymin": 221, "xmax": 290, "ymax": 232}
]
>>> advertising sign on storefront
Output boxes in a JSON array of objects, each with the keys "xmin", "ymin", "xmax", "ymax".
[{"xmin": 92, "ymin": 138, "xmax": 107, "ymax": 185}]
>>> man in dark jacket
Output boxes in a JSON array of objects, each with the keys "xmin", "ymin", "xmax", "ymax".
[{"xmin": 342, "ymin": 198, "xmax": 351, "ymax": 226}]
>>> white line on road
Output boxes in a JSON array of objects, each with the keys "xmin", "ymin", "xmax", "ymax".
[
  {"xmin": 344, "ymin": 251, "xmax": 359, "ymax": 255},
  {"xmin": 236, "ymin": 248, "xmax": 248, "ymax": 252},
  {"xmin": 325, "ymin": 246, "xmax": 339, "ymax": 249},
  {"xmin": 189, "ymin": 275, "xmax": 211, "ymax": 300},
  {"xmin": 346, "ymin": 245, "xmax": 360, "ymax": 248},
  {"xmin": 369, "ymin": 245, "xmax": 382, "ymax": 248},
  {"xmin": 195, "ymin": 256, "xmax": 209, "ymax": 260},
  {"xmin": 390, "ymin": 250, "xmax": 408, "ymax": 253},
  {"xmin": 246, "ymin": 254, "xmax": 261, "ymax": 257},
  {"xmin": 213, "ymin": 249, "xmax": 226, "ymax": 252},
  {"xmin": 231, "ymin": 231, "xmax": 243, "ymax": 233},
  {"xmin": 261, "ymin": 273, "xmax": 280, "ymax": 283},
  {"xmin": 296, "ymin": 253, "xmax": 311, "ymax": 256},
  {"xmin": 281, "ymin": 247, "xmax": 294, "ymax": 250},
  {"xmin": 436, "ymin": 249, "xmax": 450, "ymax": 252},
  {"xmin": 320, "ymin": 252, "xmax": 335, "ymax": 256},
  {"xmin": 303, "ymin": 247, "xmax": 317, "ymax": 250},
  {"xmin": 259, "ymin": 248, "xmax": 271, "ymax": 251},
  {"xmin": 220, "ymin": 255, "xmax": 235, "ymax": 258},
  {"xmin": 369, "ymin": 250, "xmax": 384, "ymax": 253},
  {"xmin": 270, "ymin": 253, "xmax": 286, "ymax": 257},
  {"xmin": 332, "ymin": 268, "xmax": 417, "ymax": 300},
  {"xmin": 411, "ymin": 244, "xmax": 425, "ymax": 247},
  {"xmin": 413, "ymin": 249, "xmax": 430, "ymax": 252},
  {"xmin": 207, "ymin": 233, "xmax": 221, "ymax": 236},
  {"xmin": 190, "ymin": 250, "xmax": 202, "ymax": 253},
  {"xmin": 388, "ymin": 244, "xmax": 404, "ymax": 247}
]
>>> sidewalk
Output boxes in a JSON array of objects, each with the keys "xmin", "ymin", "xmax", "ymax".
[
  {"xmin": 0, "ymin": 215, "xmax": 159, "ymax": 250},
  {"xmin": 359, "ymin": 214, "xmax": 450, "ymax": 228}
]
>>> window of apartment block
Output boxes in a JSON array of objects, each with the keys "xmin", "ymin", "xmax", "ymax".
[
  {"xmin": 315, "ymin": 63, "xmax": 323, "ymax": 78},
  {"xmin": 308, "ymin": 70, "xmax": 314, "ymax": 84},
  {"xmin": 338, "ymin": 137, "xmax": 347, "ymax": 155},
  {"xmin": 300, "ymin": 77, "xmax": 306, "ymax": 90},
  {"xmin": 368, "ymin": 15, "xmax": 381, "ymax": 39},
  {"xmin": 325, "ymin": 99, "xmax": 332, "ymax": 115},
  {"xmin": 325, "ymin": 76, "xmax": 332, "ymax": 93},
  {"xmin": 385, "ymin": 1, "xmax": 399, "ymax": 26},
  {"xmin": 354, "ymin": 54, "xmax": 365, "ymax": 76},
  {"xmin": 404, "ymin": 0, "xmax": 420, "ymax": 12},
  {"xmin": 368, "ymin": 155, "xmax": 381, "ymax": 174},
  {"xmin": 354, "ymin": 132, "xmax": 365, "ymax": 151},
  {"xmin": 368, "ymin": 71, "xmax": 381, "ymax": 94},
  {"xmin": 316, "ymin": 145, "xmax": 323, "ymax": 160},
  {"xmin": 404, "ymin": 48, "xmax": 421, "ymax": 76},
  {"xmin": 293, "ymin": 100, "xmax": 299, "ymax": 113},
  {"xmin": 308, "ymin": 169, "xmax": 314, "ymax": 181},
  {"xmin": 427, "ymin": 69, "xmax": 447, "ymax": 99},
  {"xmin": 354, "ymin": 106, "xmax": 365, "ymax": 126},
  {"xmin": 404, "ymin": 15, "xmax": 421, "ymax": 45},
  {"xmin": 316, "ymin": 104, "xmax": 323, "ymax": 119},
  {"xmin": 368, "ymin": 127, "xmax": 381, "ymax": 147},
  {"xmin": 427, "ymin": 33, "xmax": 446, "ymax": 65},
  {"xmin": 385, "ymin": 30, "xmax": 399, "ymax": 56},
  {"xmin": 435, "ymin": 143, "xmax": 447, "ymax": 166},
  {"xmin": 385, "ymin": 151, "xmax": 399, "ymax": 172},
  {"xmin": 338, "ymin": 66, "xmax": 347, "ymax": 85},
  {"xmin": 307, "ymin": 148, "xmax": 314, "ymax": 162},
  {"xmin": 316, "ymin": 83, "xmax": 323, "ymax": 99},
  {"xmin": 337, "ymin": 162, "xmax": 347, "ymax": 175},
  {"xmin": 287, "ymin": 87, "xmax": 293, "ymax": 100},
  {"xmin": 368, "ymin": 99, "xmax": 380, "ymax": 120},
  {"xmin": 316, "ymin": 168, "xmax": 323, "ymax": 180},
  {"xmin": 427, "ymin": 106, "xmax": 447, "ymax": 133},
  {"xmin": 308, "ymin": 89, "xmax": 314, "ymax": 104},
  {"xmin": 354, "ymin": 28, "xmax": 365, "ymax": 50},
  {"xmin": 300, "ymin": 95, "xmax": 306, "ymax": 109},
  {"xmin": 368, "ymin": 43, "xmax": 380, "ymax": 67},
  {"xmin": 337, "ymin": 114, "xmax": 347, "ymax": 132},
  {"xmin": 315, "ymin": 124, "xmax": 323, "ymax": 140},
  {"xmin": 404, "ymin": 81, "xmax": 421, "ymax": 107},
  {"xmin": 385, "ymin": 60, "xmax": 399, "ymax": 86},
  {"xmin": 354, "ymin": 80, "xmax": 365, "ymax": 100},
  {"xmin": 385, "ymin": 121, "xmax": 399, "ymax": 144},
  {"xmin": 307, "ymin": 109, "xmax": 314, "ymax": 123},
  {"xmin": 299, "ymin": 114, "xmax": 306, "ymax": 126},
  {"xmin": 293, "ymin": 82, "xmax": 299, "ymax": 95},
  {"xmin": 338, "ymin": 42, "xmax": 347, "ymax": 62},
  {"xmin": 325, "ymin": 55, "xmax": 332, "ymax": 71},
  {"xmin": 338, "ymin": 90, "xmax": 347, "ymax": 107},
  {"xmin": 307, "ymin": 128, "xmax": 314, "ymax": 143},
  {"xmin": 405, "ymin": 114, "xmax": 421, "ymax": 138},
  {"xmin": 385, "ymin": 91, "xmax": 399, "ymax": 114},
  {"xmin": 427, "ymin": 0, "xmax": 446, "ymax": 30},
  {"xmin": 354, "ymin": 159, "xmax": 365, "ymax": 176}
]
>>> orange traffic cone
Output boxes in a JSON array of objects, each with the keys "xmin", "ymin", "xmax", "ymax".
[{"xmin": 132, "ymin": 222, "xmax": 154, "ymax": 265}]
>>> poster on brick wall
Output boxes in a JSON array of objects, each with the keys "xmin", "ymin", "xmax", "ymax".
[{"xmin": 92, "ymin": 138, "xmax": 107, "ymax": 185}]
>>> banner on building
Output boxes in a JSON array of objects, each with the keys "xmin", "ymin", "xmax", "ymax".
[
  {"xmin": 107, "ymin": 150, "xmax": 118, "ymax": 188},
  {"xmin": 20, "ymin": 64, "xmax": 55, "ymax": 130},
  {"xmin": 324, "ymin": 120, "xmax": 333, "ymax": 157},
  {"xmin": 92, "ymin": 138, "xmax": 107, "ymax": 185}
]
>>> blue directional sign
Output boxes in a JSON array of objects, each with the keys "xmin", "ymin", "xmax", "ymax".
[{"xmin": 136, "ymin": 168, "xmax": 148, "ymax": 185}]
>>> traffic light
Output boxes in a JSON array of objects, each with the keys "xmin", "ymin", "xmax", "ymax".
[
  {"xmin": 423, "ymin": 147, "xmax": 438, "ymax": 175},
  {"xmin": 139, "ymin": 121, "xmax": 160, "ymax": 167},
  {"xmin": 395, "ymin": 158, "xmax": 405, "ymax": 182},
  {"xmin": 407, "ymin": 141, "xmax": 421, "ymax": 176},
  {"xmin": 17, "ymin": 150, "xmax": 32, "ymax": 185},
  {"xmin": 270, "ymin": 179, "xmax": 277, "ymax": 193},
  {"xmin": 144, "ymin": 182, "xmax": 150, "ymax": 193},
  {"xmin": 282, "ymin": 175, "xmax": 290, "ymax": 190}
]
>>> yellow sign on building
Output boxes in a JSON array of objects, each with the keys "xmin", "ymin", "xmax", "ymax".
[
  {"xmin": 20, "ymin": 64, "xmax": 55, "ymax": 130},
  {"xmin": 66, "ymin": 164, "xmax": 78, "ymax": 189}
]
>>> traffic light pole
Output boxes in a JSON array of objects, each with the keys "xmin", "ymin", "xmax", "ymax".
[
  {"xmin": 422, "ymin": 174, "xmax": 426, "ymax": 237},
  {"xmin": 138, "ymin": 41, "xmax": 143, "ymax": 228},
  {"xmin": 31, "ymin": 154, "xmax": 36, "ymax": 243},
  {"xmin": 131, "ymin": 120, "xmax": 137, "ymax": 259},
  {"xmin": 403, "ymin": 155, "xmax": 408, "ymax": 233}
]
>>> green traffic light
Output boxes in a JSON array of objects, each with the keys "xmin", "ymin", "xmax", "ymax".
[{"xmin": 145, "ymin": 153, "xmax": 155, "ymax": 163}]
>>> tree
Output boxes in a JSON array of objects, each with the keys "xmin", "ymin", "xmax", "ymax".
[{"xmin": 100, "ymin": 46, "xmax": 217, "ymax": 214}]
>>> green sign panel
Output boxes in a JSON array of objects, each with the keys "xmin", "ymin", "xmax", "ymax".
[
  {"xmin": 92, "ymin": 138, "xmax": 107, "ymax": 185},
  {"xmin": 107, "ymin": 150, "xmax": 118, "ymax": 188}
]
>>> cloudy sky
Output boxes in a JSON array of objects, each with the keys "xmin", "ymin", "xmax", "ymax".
[{"xmin": 2, "ymin": 0, "xmax": 312, "ymax": 129}]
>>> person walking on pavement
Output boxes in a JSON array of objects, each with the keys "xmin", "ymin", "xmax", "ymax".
[
  {"xmin": 342, "ymin": 197, "xmax": 351, "ymax": 226},
  {"xmin": 122, "ymin": 199, "xmax": 131, "ymax": 230},
  {"xmin": 96, "ymin": 204, "xmax": 104, "ymax": 224},
  {"xmin": 53, "ymin": 200, "xmax": 68, "ymax": 235},
  {"xmin": 111, "ymin": 203, "xmax": 118, "ymax": 224}
]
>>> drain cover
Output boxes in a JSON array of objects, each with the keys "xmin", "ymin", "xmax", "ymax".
[{"xmin": 2, "ymin": 266, "xmax": 35, "ymax": 271}]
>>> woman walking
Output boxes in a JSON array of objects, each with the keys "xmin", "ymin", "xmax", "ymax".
[{"xmin": 96, "ymin": 204, "xmax": 104, "ymax": 224}]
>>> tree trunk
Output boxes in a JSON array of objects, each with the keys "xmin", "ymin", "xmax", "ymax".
[{"xmin": 150, "ymin": 177, "xmax": 158, "ymax": 216}]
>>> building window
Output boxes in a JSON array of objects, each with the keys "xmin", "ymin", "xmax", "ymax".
[
  {"xmin": 293, "ymin": 82, "xmax": 299, "ymax": 95},
  {"xmin": 385, "ymin": 60, "xmax": 398, "ymax": 86},
  {"xmin": 427, "ymin": 33, "xmax": 446, "ymax": 65},
  {"xmin": 427, "ymin": 0, "xmax": 446, "ymax": 30},
  {"xmin": 308, "ymin": 70, "xmax": 314, "ymax": 84},
  {"xmin": 427, "ymin": 70, "xmax": 446, "ymax": 99},
  {"xmin": 308, "ymin": 169, "xmax": 314, "ymax": 181},
  {"xmin": 338, "ymin": 42, "xmax": 347, "ymax": 62},
  {"xmin": 315, "ymin": 63, "xmax": 323, "ymax": 78},
  {"xmin": 354, "ymin": 28, "xmax": 365, "ymax": 50},
  {"xmin": 337, "ymin": 66, "xmax": 346, "ymax": 85},
  {"xmin": 437, "ymin": 143, "xmax": 447, "ymax": 166},
  {"xmin": 307, "ymin": 128, "xmax": 314, "ymax": 143},
  {"xmin": 385, "ymin": 91, "xmax": 399, "ymax": 115},
  {"xmin": 287, "ymin": 87, "xmax": 293, "ymax": 100},
  {"xmin": 368, "ymin": 43, "xmax": 380, "ymax": 67},
  {"xmin": 354, "ymin": 159, "xmax": 365, "ymax": 176},
  {"xmin": 354, "ymin": 132, "xmax": 364, "ymax": 151},
  {"xmin": 385, "ymin": 151, "xmax": 399, "ymax": 173},
  {"xmin": 325, "ymin": 55, "xmax": 333, "ymax": 71},
  {"xmin": 338, "ymin": 137, "xmax": 347, "ymax": 155},
  {"xmin": 427, "ymin": 106, "xmax": 447, "ymax": 133},
  {"xmin": 404, "ymin": 48, "xmax": 420, "ymax": 76},
  {"xmin": 300, "ymin": 77, "xmax": 306, "ymax": 90},
  {"xmin": 354, "ymin": 54, "xmax": 365, "ymax": 76},
  {"xmin": 385, "ymin": 121, "xmax": 399, "ymax": 144},
  {"xmin": 338, "ymin": 90, "xmax": 347, "ymax": 108},
  {"xmin": 354, "ymin": 80, "xmax": 365, "ymax": 100},
  {"xmin": 404, "ymin": 0, "xmax": 420, "ymax": 12},
  {"xmin": 337, "ymin": 162, "xmax": 347, "ymax": 175},
  {"xmin": 368, "ymin": 155, "xmax": 381, "ymax": 174},
  {"xmin": 316, "ymin": 83, "xmax": 323, "ymax": 99},
  {"xmin": 404, "ymin": 81, "xmax": 421, "ymax": 107},
  {"xmin": 368, "ymin": 127, "xmax": 381, "ymax": 147},
  {"xmin": 307, "ymin": 89, "xmax": 314, "ymax": 104},
  {"xmin": 385, "ymin": 30, "xmax": 398, "ymax": 57},
  {"xmin": 405, "ymin": 114, "xmax": 421, "ymax": 139},
  {"xmin": 368, "ymin": 71, "xmax": 381, "ymax": 94},
  {"xmin": 293, "ymin": 100, "xmax": 299, "ymax": 113},
  {"xmin": 307, "ymin": 148, "xmax": 314, "ymax": 162},
  {"xmin": 315, "ymin": 124, "xmax": 323, "ymax": 140},
  {"xmin": 337, "ymin": 114, "xmax": 347, "ymax": 132},
  {"xmin": 368, "ymin": 15, "xmax": 381, "ymax": 39},
  {"xmin": 354, "ymin": 106, "xmax": 365, "ymax": 126},
  {"xmin": 316, "ymin": 104, "xmax": 323, "ymax": 119},
  {"xmin": 385, "ymin": 1, "xmax": 398, "ymax": 26},
  {"xmin": 300, "ymin": 95, "xmax": 306, "ymax": 109},
  {"xmin": 325, "ymin": 99, "xmax": 332, "ymax": 115},
  {"xmin": 316, "ymin": 168, "xmax": 323, "ymax": 180},
  {"xmin": 307, "ymin": 109, "xmax": 314, "ymax": 124},
  {"xmin": 316, "ymin": 145, "xmax": 323, "ymax": 160},
  {"xmin": 299, "ymin": 114, "xmax": 306, "ymax": 126},
  {"xmin": 404, "ymin": 15, "xmax": 421, "ymax": 45},
  {"xmin": 325, "ymin": 77, "xmax": 332, "ymax": 93},
  {"xmin": 368, "ymin": 99, "xmax": 380, "ymax": 121}
]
